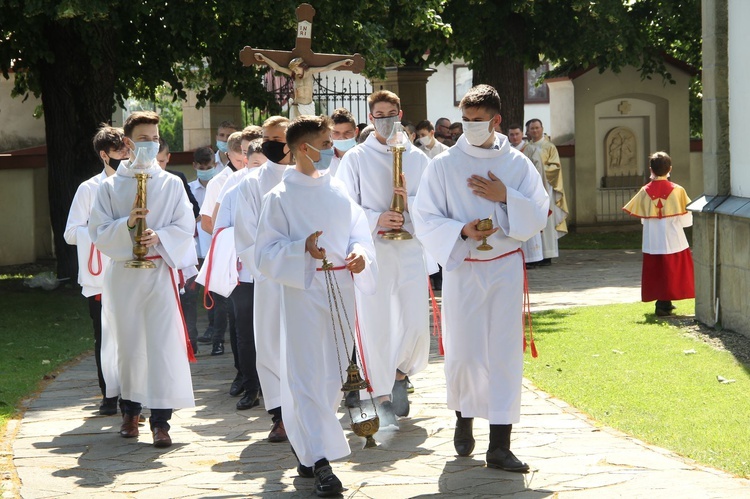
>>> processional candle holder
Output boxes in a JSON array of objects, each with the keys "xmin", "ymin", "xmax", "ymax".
[
  {"xmin": 381, "ymin": 122, "xmax": 413, "ymax": 241},
  {"xmin": 321, "ymin": 256, "xmax": 380, "ymax": 448},
  {"xmin": 476, "ymin": 217, "xmax": 494, "ymax": 251},
  {"xmin": 124, "ymin": 149, "xmax": 156, "ymax": 269}
]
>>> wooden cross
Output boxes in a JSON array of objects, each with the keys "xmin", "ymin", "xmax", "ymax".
[{"xmin": 239, "ymin": 3, "xmax": 365, "ymax": 74}]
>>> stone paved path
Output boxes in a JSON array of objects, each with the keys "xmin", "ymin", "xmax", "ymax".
[{"xmin": 9, "ymin": 250, "xmax": 750, "ymax": 498}]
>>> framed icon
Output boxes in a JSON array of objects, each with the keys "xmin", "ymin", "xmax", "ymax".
[{"xmin": 453, "ymin": 64, "xmax": 473, "ymax": 106}]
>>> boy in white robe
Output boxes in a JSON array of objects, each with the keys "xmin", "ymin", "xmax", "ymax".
[
  {"xmin": 89, "ymin": 111, "xmax": 197, "ymax": 448},
  {"xmin": 64, "ymin": 125, "xmax": 129, "ymax": 416},
  {"xmin": 255, "ymin": 115, "xmax": 376, "ymax": 497},
  {"xmin": 413, "ymin": 85, "xmax": 548, "ymax": 472},
  {"xmin": 234, "ymin": 116, "xmax": 293, "ymax": 442},
  {"xmin": 335, "ymin": 90, "xmax": 431, "ymax": 424}
]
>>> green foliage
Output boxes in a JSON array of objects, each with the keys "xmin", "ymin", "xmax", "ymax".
[{"xmin": 525, "ymin": 301, "xmax": 750, "ymax": 478}]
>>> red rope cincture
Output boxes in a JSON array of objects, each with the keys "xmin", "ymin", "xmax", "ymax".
[
  {"xmin": 202, "ymin": 227, "xmax": 227, "ymax": 310},
  {"xmin": 464, "ymin": 248, "xmax": 537, "ymax": 358},
  {"xmin": 88, "ymin": 243, "xmax": 103, "ymax": 276},
  {"xmin": 428, "ymin": 277, "xmax": 444, "ymax": 355},
  {"xmin": 146, "ymin": 255, "xmax": 196, "ymax": 363}
]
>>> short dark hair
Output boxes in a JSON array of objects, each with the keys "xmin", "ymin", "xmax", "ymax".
[
  {"xmin": 649, "ymin": 151, "xmax": 672, "ymax": 176},
  {"xmin": 331, "ymin": 108, "xmax": 356, "ymax": 127},
  {"xmin": 436, "ymin": 117, "xmax": 451, "ymax": 128},
  {"xmin": 245, "ymin": 138, "xmax": 264, "ymax": 157},
  {"xmin": 368, "ymin": 90, "xmax": 400, "ymax": 112},
  {"xmin": 123, "ymin": 111, "xmax": 160, "ymax": 138},
  {"xmin": 508, "ymin": 123, "xmax": 523, "ymax": 132},
  {"xmin": 92, "ymin": 125, "xmax": 125, "ymax": 154},
  {"xmin": 193, "ymin": 146, "xmax": 214, "ymax": 165},
  {"xmin": 158, "ymin": 137, "xmax": 169, "ymax": 154},
  {"xmin": 525, "ymin": 118, "xmax": 543, "ymax": 128},
  {"xmin": 459, "ymin": 85, "xmax": 501, "ymax": 116},
  {"xmin": 218, "ymin": 120, "xmax": 238, "ymax": 131},
  {"xmin": 449, "ymin": 122, "xmax": 463, "ymax": 131},
  {"xmin": 286, "ymin": 115, "xmax": 333, "ymax": 155},
  {"xmin": 416, "ymin": 120, "xmax": 434, "ymax": 132}
]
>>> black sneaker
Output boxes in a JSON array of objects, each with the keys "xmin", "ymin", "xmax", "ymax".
[
  {"xmin": 211, "ymin": 342, "xmax": 224, "ymax": 356},
  {"xmin": 197, "ymin": 327, "xmax": 214, "ymax": 344},
  {"xmin": 98, "ymin": 396, "xmax": 119, "ymax": 416},
  {"xmin": 486, "ymin": 448, "xmax": 530, "ymax": 473},
  {"xmin": 297, "ymin": 463, "xmax": 314, "ymax": 478},
  {"xmin": 313, "ymin": 465, "xmax": 343, "ymax": 497},
  {"xmin": 391, "ymin": 379, "xmax": 410, "ymax": 417}
]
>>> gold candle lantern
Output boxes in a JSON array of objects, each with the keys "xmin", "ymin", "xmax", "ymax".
[
  {"xmin": 476, "ymin": 217, "xmax": 494, "ymax": 251},
  {"xmin": 124, "ymin": 171, "xmax": 156, "ymax": 269},
  {"xmin": 381, "ymin": 122, "xmax": 413, "ymax": 241}
]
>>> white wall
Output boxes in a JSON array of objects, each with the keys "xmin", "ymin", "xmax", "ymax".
[
  {"xmin": 728, "ymin": 0, "xmax": 750, "ymax": 197},
  {"xmin": 0, "ymin": 74, "xmax": 46, "ymax": 152},
  {"xmin": 424, "ymin": 62, "xmax": 552, "ymax": 136}
]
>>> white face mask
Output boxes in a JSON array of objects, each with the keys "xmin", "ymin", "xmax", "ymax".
[
  {"xmin": 418, "ymin": 136, "xmax": 432, "ymax": 147},
  {"xmin": 462, "ymin": 120, "xmax": 494, "ymax": 147},
  {"xmin": 373, "ymin": 115, "xmax": 399, "ymax": 140}
]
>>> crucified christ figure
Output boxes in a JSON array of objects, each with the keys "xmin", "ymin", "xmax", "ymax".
[{"xmin": 256, "ymin": 54, "xmax": 354, "ymax": 118}]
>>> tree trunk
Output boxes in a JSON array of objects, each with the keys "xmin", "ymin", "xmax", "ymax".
[
  {"xmin": 38, "ymin": 21, "xmax": 117, "ymax": 280},
  {"xmin": 472, "ymin": 49, "xmax": 525, "ymax": 134}
]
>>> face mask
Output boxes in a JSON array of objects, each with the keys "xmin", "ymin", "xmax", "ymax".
[
  {"xmin": 462, "ymin": 120, "xmax": 494, "ymax": 147},
  {"xmin": 305, "ymin": 144, "xmax": 335, "ymax": 171},
  {"xmin": 333, "ymin": 138, "xmax": 357, "ymax": 152},
  {"xmin": 261, "ymin": 140, "xmax": 288, "ymax": 164},
  {"xmin": 216, "ymin": 140, "xmax": 228, "ymax": 153},
  {"xmin": 130, "ymin": 141, "xmax": 160, "ymax": 167},
  {"xmin": 107, "ymin": 156, "xmax": 122, "ymax": 169},
  {"xmin": 373, "ymin": 116, "xmax": 399, "ymax": 140},
  {"xmin": 196, "ymin": 167, "xmax": 216, "ymax": 182},
  {"xmin": 418, "ymin": 136, "xmax": 432, "ymax": 147}
]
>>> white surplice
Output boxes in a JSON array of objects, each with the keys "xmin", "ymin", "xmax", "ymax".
[
  {"xmin": 188, "ymin": 179, "xmax": 211, "ymax": 259},
  {"xmin": 234, "ymin": 161, "xmax": 289, "ymax": 411},
  {"xmin": 335, "ymin": 135, "xmax": 431, "ymax": 397},
  {"xmin": 413, "ymin": 133, "xmax": 548, "ymax": 424},
  {"xmin": 64, "ymin": 170, "xmax": 112, "ymax": 297},
  {"xmin": 89, "ymin": 161, "xmax": 197, "ymax": 409},
  {"xmin": 255, "ymin": 168, "xmax": 377, "ymax": 468}
]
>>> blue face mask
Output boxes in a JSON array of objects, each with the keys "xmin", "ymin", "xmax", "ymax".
[
  {"xmin": 333, "ymin": 138, "xmax": 357, "ymax": 152},
  {"xmin": 196, "ymin": 167, "xmax": 216, "ymax": 182},
  {"xmin": 305, "ymin": 144, "xmax": 335, "ymax": 171},
  {"xmin": 131, "ymin": 141, "xmax": 160, "ymax": 167},
  {"xmin": 216, "ymin": 140, "xmax": 228, "ymax": 153}
]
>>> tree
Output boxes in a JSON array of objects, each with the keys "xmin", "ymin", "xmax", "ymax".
[
  {"xmin": 438, "ymin": 0, "xmax": 701, "ymax": 134},
  {"xmin": 0, "ymin": 0, "xmax": 449, "ymax": 279}
]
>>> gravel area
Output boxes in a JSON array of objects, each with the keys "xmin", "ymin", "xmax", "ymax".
[{"xmin": 670, "ymin": 316, "xmax": 750, "ymax": 366}]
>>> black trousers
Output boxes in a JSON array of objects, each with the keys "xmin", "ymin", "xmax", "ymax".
[
  {"xmin": 230, "ymin": 282, "xmax": 261, "ymax": 394},
  {"xmin": 211, "ymin": 292, "xmax": 236, "ymax": 344},
  {"xmin": 120, "ymin": 399, "xmax": 172, "ymax": 430},
  {"xmin": 180, "ymin": 277, "xmax": 199, "ymax": 351},
  {"xmin": 88, "ymin": 296, "xmax": 107, "ymax": 397}
]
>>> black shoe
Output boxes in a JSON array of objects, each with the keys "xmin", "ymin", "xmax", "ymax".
[
  {"xmin": 313, "ymin": 465, "xmax": 343, "ymax": 497},
  {"xmin": 454, "ymin": 416, "xmax": 475, "ymax": 457},
  {"xmin": 344, "ymin": 390, "xmax": 359, "ymax": 408},
  {"xmin": 297, "ymin": 463, "xmax": 314, "ymax": 478},
  {"xmin": 236, "ymin": 392, "xmax": 260, "ymax": 410},
  {"xmin": 197, "ymin": 328, "xmax": 214, "ymax": 344},
  {"xmin": 99, "ymin": 396, "xmax": 119, "ymax": 416},
  {"xmin": 538, "ymin": 258, "xmax": 552, "ymax": 267},
  {"xmin": 377, "ymin": 400, "xmax": 399, "ymax": 428},
  {"xmin": 229, "ymin": 374, "xmax": 244, "ymax": 397},
  {"xmin": 391, "ymin": 379, "xmax": 410, "ymax": 417},
  {"xmin": 211, "ymin": 342, "xmax": 224, "ymax": 356},
  {"xmin": 486, "ymin": 448, "xmax": 529, "ymax": 473}
]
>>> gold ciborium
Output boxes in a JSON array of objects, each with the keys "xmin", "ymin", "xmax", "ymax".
[
  {"xmin": 476, "ymin": 217, "xmax": 493, "ymax": 251},
  {"xmin": 125, "ymin": 155, "xmax": 156, "ymax": 268},
  {"xmin": 381, "ymin": 122, "xmax": 412, "ymax": 241}
]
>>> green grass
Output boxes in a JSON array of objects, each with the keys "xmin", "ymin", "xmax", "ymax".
[
  {"xmin": 558, "ymin": 227, "xmax": 693, "ymax": 250},
  {"xmin": 0, "ymin": 276, "xmax": 92, "ymax": 431},
  {"xmin": 524, "ymin": 300, "xmax": 750, "ymax": 478}
]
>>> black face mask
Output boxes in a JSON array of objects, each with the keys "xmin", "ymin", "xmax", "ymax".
[
  {"xmin": 261, "ymin": 140, "xmax": 288, "ymax": 164},
  {"xmin": 107, "ymin": 156, "xmax": 122, "ymax": 169}
]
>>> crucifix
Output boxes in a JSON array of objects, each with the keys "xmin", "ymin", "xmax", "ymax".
[{"xmin": 239, "ymin": 3, "xmax": 366, "ymax": 119}]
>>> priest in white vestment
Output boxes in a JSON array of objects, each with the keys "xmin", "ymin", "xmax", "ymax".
[
  {"xmin": 89, "ymin": 112, "xmax": 197, "ymax": 448},
  {"xmin": 413, "ymin": 85, "xmax": 548, "ymax": 473},
  {"xmin": 336, "ymin": 90, "xmax": 431, "ymax": 425},
  {"xmin": 255, "ymin": 116, "xmax": 376, "ymax": 496}
]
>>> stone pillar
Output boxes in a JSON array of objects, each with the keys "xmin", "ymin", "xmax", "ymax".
[
  {"xmin": 182, "ymin": 91, "xmax": 244, "ymax": 151},
  {"xmin": 371, "ymin": 67, "xmax": 436, "ymax": 123},
  {"xmin": 546, "ymin": 77, "xmax": 575, "ymax": 145}
]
